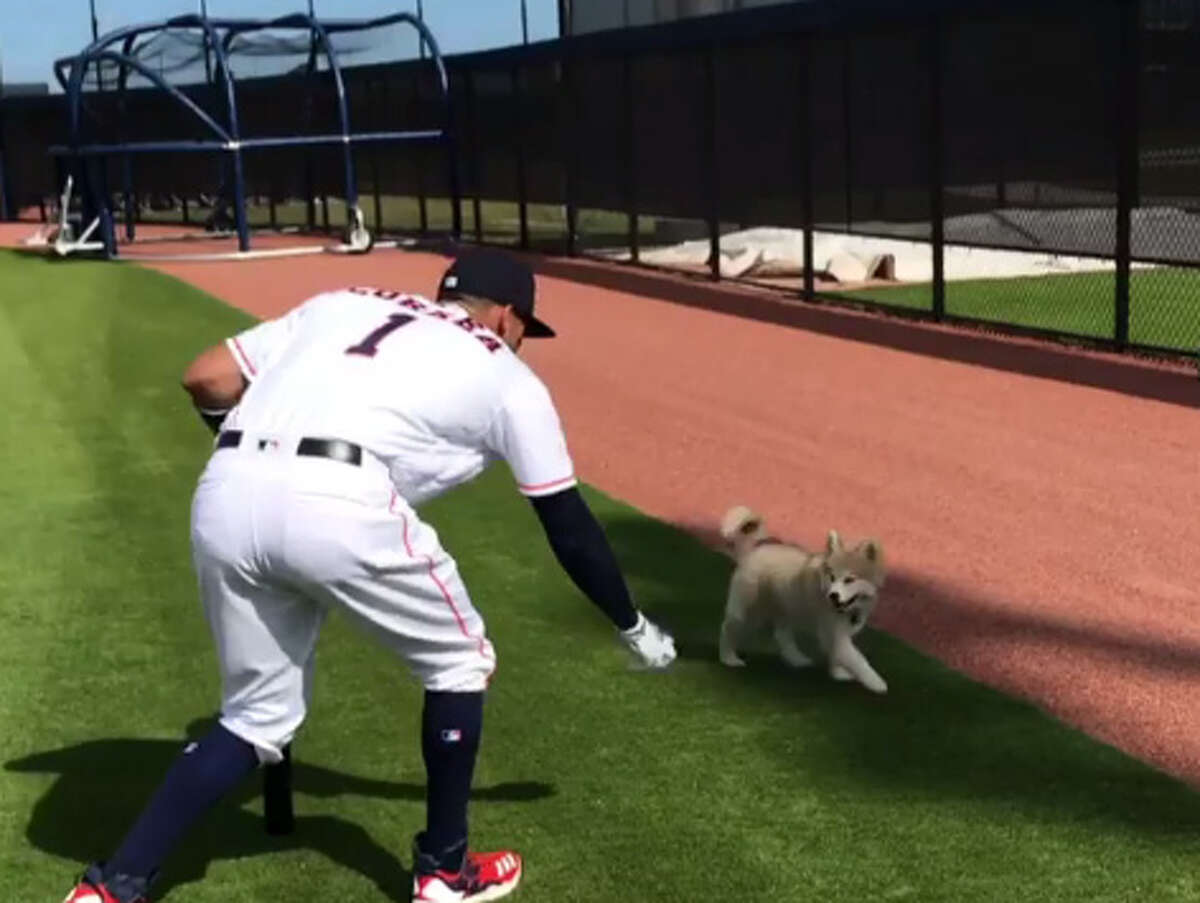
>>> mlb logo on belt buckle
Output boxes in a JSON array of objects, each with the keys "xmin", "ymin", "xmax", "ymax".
[{"xmin": 257, "ymin": 438, "xmax": 281, "ymax": 451}]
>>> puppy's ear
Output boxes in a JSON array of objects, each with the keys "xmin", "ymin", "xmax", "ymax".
[
  {"xmin": 857, "ymin": 539, "xmax": 885, "ymax": 584},
  {"xmin": 826, "ymin": 530, "xmax": 842, "ymax": 554},
  {"xmin": 857, "ymin": 539, "xmax": 881, "ymax": 562}
]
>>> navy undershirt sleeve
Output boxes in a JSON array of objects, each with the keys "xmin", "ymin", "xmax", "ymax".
[{"xmin": 528, "ymin": 487, "xmax": 640, "ymax": 632}]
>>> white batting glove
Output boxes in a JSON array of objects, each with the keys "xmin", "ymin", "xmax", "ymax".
[{"xmin": 618, "ymin": 612, "xmax": 677, "ymax": 670}]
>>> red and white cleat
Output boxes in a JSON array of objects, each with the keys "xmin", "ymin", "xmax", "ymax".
[
  {"xmin": 60, "ymin": 865, "xmax": 146, "ymax": 903},
  {"xmin": 412, "ymin": 849, "xmax": 523, "ymax": 902}
]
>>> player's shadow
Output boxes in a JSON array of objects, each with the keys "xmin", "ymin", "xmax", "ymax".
[{"xmin": 5, "ymin": 717, "xmax": 554, "ymax": 903}]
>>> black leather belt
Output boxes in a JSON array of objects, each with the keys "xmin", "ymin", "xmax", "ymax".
[{"xmin": 216, "ymin": 430, "xmax": 363, "ymax": 467}]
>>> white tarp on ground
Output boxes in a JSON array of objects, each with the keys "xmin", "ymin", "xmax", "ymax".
[
  {"xmin": 630, "ymin": 226, "xmax": 1133, "ymax": 283},
  {"xmin": 621, "ymin": 206, "xmax": 1189, "ymax": 282}
]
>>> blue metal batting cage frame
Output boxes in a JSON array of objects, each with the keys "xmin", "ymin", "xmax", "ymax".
[{"xmin": 47, "ymin": 10, "xmax": 460, "ymax": 259}]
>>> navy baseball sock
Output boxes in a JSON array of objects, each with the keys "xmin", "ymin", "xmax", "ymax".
[
  {"xmin": 104, "ymin": 722, "xmax": 260, "ymax": 883},
  {"xmin": 418, "ymin": 690, "xmax": 484, "ymax": 872}
]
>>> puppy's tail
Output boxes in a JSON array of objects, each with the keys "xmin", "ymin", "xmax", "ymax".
[{"xmin": 719, "ymin": 505, "xmax": 766, "ymax": 559}]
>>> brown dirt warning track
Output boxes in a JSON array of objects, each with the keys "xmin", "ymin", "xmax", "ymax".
[{"xmin": 5, "ymin": 224, "xmax": 1199, "ymax": 788}]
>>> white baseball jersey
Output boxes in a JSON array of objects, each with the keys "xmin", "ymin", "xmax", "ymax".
[
  {"xmin": 192, "ymin": 285, "xmax": 579, "ymax": 760},
  {"xmin": 222, "ymin": 285, "xmax": 577, "ymax": 506}
]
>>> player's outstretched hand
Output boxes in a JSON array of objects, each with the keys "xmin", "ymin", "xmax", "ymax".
[{"xmin": 618, "ymin": 612, "xmax": 677, "ymax": 670}]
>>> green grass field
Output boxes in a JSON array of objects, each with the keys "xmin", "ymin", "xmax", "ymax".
[
  {"xmin": 2, "ymin": 249, "xmax": 1199, "ymax": 902},
  {"xmin": 828, "ymin": 268, "xmax": 1200, "ymax": 352}
]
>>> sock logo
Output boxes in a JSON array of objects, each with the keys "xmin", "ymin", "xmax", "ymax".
[
  {"xmin": 441, "ymin": 729, "xmax": 462, "ymax": 743},
  {"xmin": 183, "ymin": 742, "xmax": 199, "ymax": 754}
]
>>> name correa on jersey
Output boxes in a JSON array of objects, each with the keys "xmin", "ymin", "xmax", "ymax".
[
  {"xmin": 346, "ymin": 286, "xmax": 504, "ymax": 354},
  {"xmin": 221, "ymin": 285, "xmax": 577, "ymax": 507}
]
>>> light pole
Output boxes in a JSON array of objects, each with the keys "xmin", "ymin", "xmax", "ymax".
[
  {"xmin": 417, "ymin": 0, "xmax": 425, "ymax": 59},
  {"xmin": 199, "ymin": 0, "xmax": 213, "ymax": 84},
  {"xmin": 89, "ymin": 0, "xmax": 102, "ymax": 90}
]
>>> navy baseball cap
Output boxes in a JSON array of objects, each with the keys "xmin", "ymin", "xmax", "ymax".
[{"xmin": 437, "ymin": 248, "xmax": 555, "ymax": 338}]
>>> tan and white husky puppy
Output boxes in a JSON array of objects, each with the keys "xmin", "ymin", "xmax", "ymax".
[{"xmin": 717, "ymin": 505, "xmax": 889, "ymax": 694}]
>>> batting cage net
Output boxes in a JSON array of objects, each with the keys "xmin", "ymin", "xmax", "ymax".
[{"xmin": 39, "ymin": 11, "xmax": 454, "ymax": 259}]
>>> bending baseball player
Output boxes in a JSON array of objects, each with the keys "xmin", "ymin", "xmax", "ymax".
[{"xmin": 60, "ymin": 248, "xmax": 677, "ymax": 903}]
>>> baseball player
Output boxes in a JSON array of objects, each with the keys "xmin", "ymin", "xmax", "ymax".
[{"xmin": 59, "ymin": 248, "xmax": 677, "ymax": 903}]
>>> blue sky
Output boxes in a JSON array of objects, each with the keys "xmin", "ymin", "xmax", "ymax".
[{"xmin": 0, "ymin": 0, "xmax": 560, "ymax": 86}]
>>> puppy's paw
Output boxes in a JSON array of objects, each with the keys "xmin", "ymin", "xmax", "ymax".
[
  {"xmin": 781, "ymin": 649, "xmax": 814, "ymax": 668},
  {"xmin": 720, "ymin": 653, "xmax": 747, "ymax": 668},
  {"xmin": 830, "ymin": 665, "xmax": 854, "ymax": 682},
  {"xmin": 860, "ymin": 672, "xmax": 888, "ymax": 694}
]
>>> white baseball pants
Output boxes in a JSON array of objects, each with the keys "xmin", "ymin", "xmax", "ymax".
[{"xmin": 189, "ymin": 433, "xmax": 496, "ymax": 764}]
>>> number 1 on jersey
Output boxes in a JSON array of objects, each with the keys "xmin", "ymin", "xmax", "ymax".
[{"xmin": 345, "ymin": 313, "xmax": 416, "ymax": 357}]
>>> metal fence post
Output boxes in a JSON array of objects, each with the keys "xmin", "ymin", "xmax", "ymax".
[
  {"xmin": 564, "ymin": 49, "xmax": 578, "ymax": 256},
  {"xmin": 465, "ymin": 69, "xmax": 483, "ymax": 243},
  {"xmin": 930, "ymin": 14, "xmax": 946, "ymax": 320},
  {"xmin": 513, "ymin": 65, "xmax": 530, "ymax": 250},
  {"xmin": 705, "ymin": 45, "xmax": 720, "ymax": 281},
  {"xmin": 562, "ymin": 52, "xmax": 578, "ymax": 256},
  {"xmin": 303, "ymin": 54, "xmax": 317, "ymax": 232},
  {"xmin": 122, "ymin": 153, "xmax": 135, "ymax": 241},
  {"xmin": 1114, "ymin": 0, "xmax": 1139, "ymax": 348},
  {"xmin": 842, "ymin": 34, "xmax": 853, "ymax": 231},
  {"xmin": 0, "ymin": 107, "xmax": 10, "ymax": 221},
  {"xmin": 369, "ymin": 79, "xmax": 382, "ymax": 232},
  {"xmin": 227, "ymin": 149, "xmax": 250, "ymax": 251},
  {"xmin": 404, "ymin": 72, "xmax": 426, "ymax": 236},
  {"xmin": 624, "ymin": 51, "xmax": 639, "ymax": 263},
  {"xmin": 800, "ymin": 32, "xmax": 814, "ymax": 303},
  {"xmin": 445, "ymin": 68, "xmax": 463, "ymax": 242},
  {"xmin": 558, "ymin": 0, "xmax": 572, "ymax": 38},
  {"xmin": 304, "ymin": 162, "xmax": 316, "ymax": 230},
  {"xmin": 50, "ymin": 153, "xmax": 64, "ymax": 224}
]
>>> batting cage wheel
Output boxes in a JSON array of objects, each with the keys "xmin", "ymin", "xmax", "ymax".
[{"xmin": 340, "ymin": 205, "xmax": 375, "ymax": 255}]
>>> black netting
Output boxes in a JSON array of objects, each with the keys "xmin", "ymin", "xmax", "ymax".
[
  {"xmin": 715, "ymin": 39, "xmax": 803, "ymax": 229},
  {"xmin": 572, "ymin": 55, "xmax": 629, "ymax": 252},
  {"xmin": 466, "ymin": 67, "xmax": 520, "ymax": 244},
  {"xmin": 814, "ymin": 27, "xmax": 934, "ymax": 312},
  {"xmin": 370, "ymin": 60, "xmax": 455, "ymax": 233},
  {"xmin": 943, "ymin": 8, "xmax": 1120, "ymax": 257},
  {"xmin": 1, "ymin": 100, "xmax": 65, "ymax": 215},
  {"xmin": 519, "ymin": 60, "xmax": 568, "ymax": 251},
  {"xmin": 1131, "ymin": 2, "xmax": 1200, "ymax": 351},
  {"xmin": 623, "ymin": 49, "xmax": 711, "ymax": 274},
  {"xmin": 631, "ymin": 51, "xmax": 707, "ymax": 222},
  {"xmin": 938, "ymin": 5, "xmax": 1120, "ymax": 338},
  {"xmin": 9, "ymin": 1, "xmax": 1200, "ymax": 354},
  {"xmin": 569, "ymin": 0, "xmax": 796, "ymax": 34},
  {"xmin": 845, "ymin": 28, "xmax": 933, "ymax": 240},
  {"xmin": 810, "ymin": 35, "xmax": 849, "ymax": 231},
  {"xmin": 82, "ymin": 24, "xmax": 406, "ymax": 96}
]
